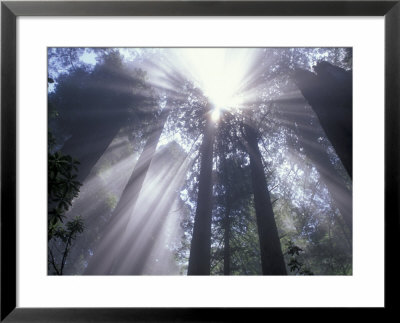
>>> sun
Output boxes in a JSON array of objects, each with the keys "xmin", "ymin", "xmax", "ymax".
[
  {"xmin": 171, "ymin": 48, "xmax": 258, "ymax": 113},
  {"xmin": 211, "ymin": 107, "xmax": 221, "ymax": 122}
]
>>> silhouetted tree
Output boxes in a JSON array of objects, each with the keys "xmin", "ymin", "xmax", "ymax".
[
  {"xmin": 294, "ymin": 61, "xmax": 352, "ymax": 178},
  {"xmin": 187, "ymin": 112, "xmax": 216, "ymax": 275},
  {"xmin": 48, "ymin": 132, "xmax": 84, "ymax": 275},
  {"xmin": 276, "ymin": 94, "xmax": 352, "ymax": 234},
  {"xmin": 111, "ymin": 141, "xmax": 187, "ymax": 274},
  {"xmin": 243, "ymin": 123, "xmax": 287, "ymax": 275},
  {"xmin": 84, "ymin": 109, "xmax": 168, "ymax": 274},
  {"xmin": 48, "ymin": 47, "xmax": 353, "ymax": 276},
  {"xmin": 50, "ymin": 51, "xmax": 158, "ymax": 183}
]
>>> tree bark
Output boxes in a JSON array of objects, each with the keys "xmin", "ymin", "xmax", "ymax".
[
  {"xmin": 61, "ymin": 116, "xmax": 126, "ymax": 184},
  {"xmin": 187, "ymin": 118, "xmax": 216, "ymax": 275},
  {"xmin": 294, "ymin": 62, "xmax": 352, "ymax": 178},
  {"xmin": 244, "ymin": 124, "xmax": 287, "ymax": 275}
]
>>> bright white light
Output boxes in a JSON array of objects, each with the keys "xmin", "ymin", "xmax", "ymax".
[
  {"xmin": 149, "ymin": 49, "xmax": 262, "ymax": 113},
  {"xmin": 176, "ymin": 49, "xmax": 257, "ymax": 111},
  {"xmin": 211, "ymin": 108, "xmax": 221, "ymax": 122}
]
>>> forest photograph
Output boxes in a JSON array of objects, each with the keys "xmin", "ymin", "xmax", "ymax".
[{"xmin": 47, "ymin": 47, "xmax": 352, "ymax": 276}]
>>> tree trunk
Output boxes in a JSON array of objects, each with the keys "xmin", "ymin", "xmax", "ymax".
[
  {"xmin": 110, "ymin": 143, "xmax": 187, "ymax": 274},
  {"xmin": 244, "ymin": 124, "xmax": 287, "ymax": 275},
  {"xmin": 61, "ymin": 116, "xmax": 126, "ymax": 184},
  {"xmin": 278, "ymin": 98, "xmax": 352, "ymax": 234},
  {"xmin": 220, "ymin": 149, "xmax": 231, "ymax": 276},
  {"xmin": 84, "ymin": 109, "xmax": 168, "ymax": 275},
  {"xmin": 187, "ymin": 118, "xmax": 216, "ymax": 275},
  {"xmin": 294, "ymin": 62, "xmax": 352, "ymax": 178}
]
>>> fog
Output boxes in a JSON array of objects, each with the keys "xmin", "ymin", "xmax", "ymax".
[{"xmin": 48, "ymin": 47, "xmax": 352, "ymax": 275}]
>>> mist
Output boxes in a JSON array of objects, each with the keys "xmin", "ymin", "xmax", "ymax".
[{"xmin": 48, "ymin": 47, "xmax": 352, "ymax": 276}]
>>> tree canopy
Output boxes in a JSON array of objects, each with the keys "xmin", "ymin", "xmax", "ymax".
[{"xmin": 48, "ymin": 47, "xmax": 352, "ymax": 275}]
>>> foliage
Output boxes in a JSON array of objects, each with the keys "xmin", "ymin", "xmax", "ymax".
[
  {"xmin": 47, "ymin": 47, "xmax": 353, "ymax": 275},
  {"xmin": 48, "ymin": 131, "xmax": 82, "ymax": 235},
  {"xmin": 48, "ymin": 131, "xmax": 84, "ymax": 275},
  {"xmin": 47, "ymin": 49, "xmax": 162, "ymax": 274},
  {"xmin": 285, "ymin": 240, "xmax": 314, "ymax": 275},
  {"xmin": 172, "ymin": 49, "xmax": 352, "ymax": 275},
  {"xmin": 48, "ymin": 216, "xmax": 85, "ymax": 275},
  {"xmin": 48, "ymin": 50, "xmax": 159, "ymax": 150}
]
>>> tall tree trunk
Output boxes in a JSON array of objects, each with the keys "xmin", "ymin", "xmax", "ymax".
[
  {"xmin": 61, "ymin": 116, "xmax": 126, "ymax": 184},
  {"xmin": 84, "ymin": 109, "xmax": 168, "ymax": 275},
  {"xmin": 220, "ymin": 147, "xmax": 232, "ymax": 276},
  {"xmin": 244, "ymin": 124, "xmax": 287, "ymax": 275},
  {"xmin": 278, "ymin": 98, "xmax": 352, "ymax": 234},
  {"xmin": 187, "ymin": 118, "xmax": 216, "ymax": 275},
  {"xmin": 111, "ymin": 143, "xmax": 187, "ymax": 274},
  {"xmin": 294, "ymin": 62, "xmax": 352, "ymax": 178}
]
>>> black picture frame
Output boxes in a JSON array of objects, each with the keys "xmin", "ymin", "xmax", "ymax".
[{"xmin": 1, "ymin": 1, "xmax": 399, "ymax": 321}]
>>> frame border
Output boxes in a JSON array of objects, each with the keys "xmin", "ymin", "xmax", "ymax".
[{"xmin": 1, "ymin": 1, "xmax": 399, "ymax": 321}]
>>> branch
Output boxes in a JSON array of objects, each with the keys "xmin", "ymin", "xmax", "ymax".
[
  {"xmin": 60, "ymin": 231, "xmax": 74, "ymax": 275},
  {"xmin": 49, "ymin": 248, "xmax": 60, "ymax": 275}
]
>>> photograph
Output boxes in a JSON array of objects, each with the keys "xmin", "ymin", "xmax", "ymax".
[
  {"xmin": 2, "ymin": 0, "xmax": 397, "ymax": 319},
  {"xmin": 47, "ymin": 47, "xmax": 352, "ymax": 276}
]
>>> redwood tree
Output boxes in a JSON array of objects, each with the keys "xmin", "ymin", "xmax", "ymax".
[
  {"xmin": 244, "ymin": 123, "xmax": 287, "ymax": 275},
  {"xmin": 294, "ymin": 62, "xmax": 352, "ymax": 178},
  {"xmin": 85, "ymin": 109, "xmax": 168, "ymax": 274},
  {"xmin": 187, "ymin": 115, "xmax": 216, "ymax": 275}
]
